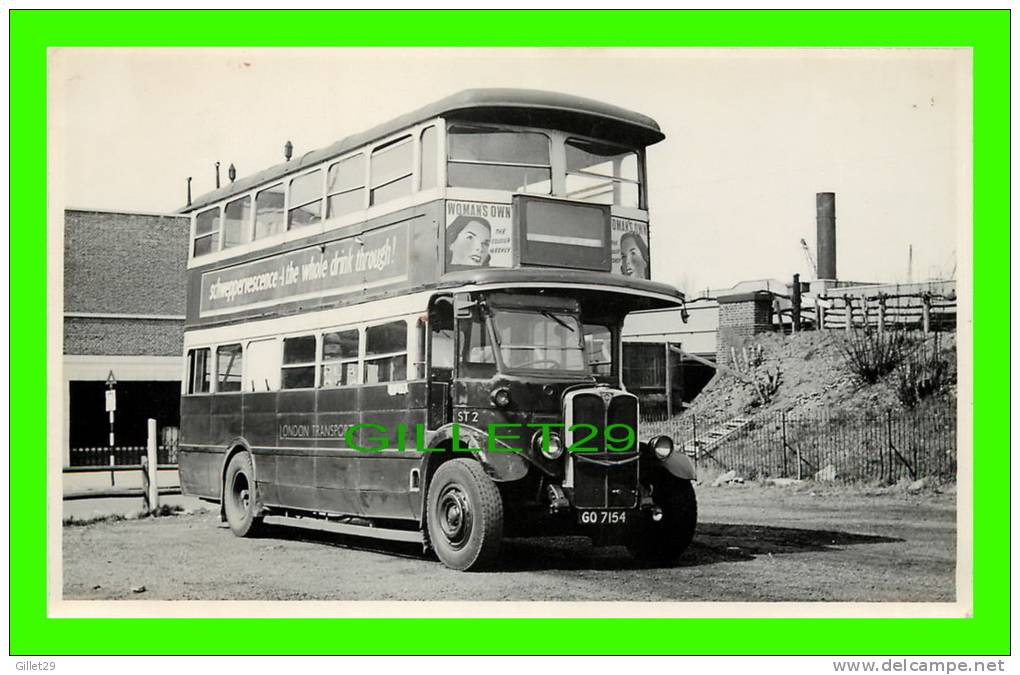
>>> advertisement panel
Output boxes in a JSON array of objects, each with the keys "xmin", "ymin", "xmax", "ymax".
[
  {"xmin": 444, "ymin": 200, "xmax": 513, "ymax": 270},
  {"xmin": 199, "ymin": 222, "xmax": 408, "ymax": 317},
  {"xmin": 611, "ymin": 216, "xmax": 651, "ymax": 279}
]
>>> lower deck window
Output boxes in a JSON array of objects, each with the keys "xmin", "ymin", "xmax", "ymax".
[
  {"xmin": 282, "ymin": 335, "xmax": 316, "ymax": 389},
  {"xmin": 187, "ymin": 348, "xmax": 211, "ymax": 394},
  {"xmin": 364, "ymin": 321, "xmax": 407, "ymax": 384},
  {"xmin": 321, "ymin": 329, "xmax": 360, "ymax": 388},
  {"xmin": 217, "ymin": 344, "xmax": 243, "ymax": 392}
]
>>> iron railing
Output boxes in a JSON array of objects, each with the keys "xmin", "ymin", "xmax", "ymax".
[
  {"xmin": 642, "ymin": 407, "xmax": 957, "ymax": 482},
  {"xmin": 69, "ymin": 444, "xmax": 179, "ymax": 468}
]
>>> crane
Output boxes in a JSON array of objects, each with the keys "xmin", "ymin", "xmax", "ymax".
[{"xmin": 799, "ymin": 238, "xmax": 818, "ymax": 278}]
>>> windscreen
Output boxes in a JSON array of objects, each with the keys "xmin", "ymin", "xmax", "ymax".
[{"xmin": 490, "ymin": 309, "xmax": 586, "ymax": 372}]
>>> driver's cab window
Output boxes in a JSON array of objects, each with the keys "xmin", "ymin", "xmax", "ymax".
[
  {"xmin": 429, "ymin": 298, "xmax": 454, "ymax": 381},
  {"xmin": 583, "ymin": 324, "xmax": 614, "ymax": 377},
  {"xmin": 458, "ymin": 306, "xmax": 497, "ymax": 378}
]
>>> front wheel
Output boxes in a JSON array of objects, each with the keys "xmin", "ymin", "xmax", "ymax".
[
  {"xmin": 426, "ymin": 459, "xmax": 503, "ymax": 571},
  {"xmin": 223, "ymin": 452, "xmax": 263, "ymax": 537},
  {"xmin": 627, "ymin": 475, "xmax": 697, "ymax": 565}
]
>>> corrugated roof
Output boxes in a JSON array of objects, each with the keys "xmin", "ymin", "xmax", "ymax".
[{"xmin": 181, "ymin": 88, "xmax": 665, "ymax": 213}]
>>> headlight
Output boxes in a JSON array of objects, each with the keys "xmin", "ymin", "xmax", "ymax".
[
  {"xmin": 533, "ymin": 430, "xmax": 564, "ymax": 460},
  {"xmin": 491, "ymin": 387, "xmax": 511, "ymax": 407},
  {"xmin": 651, "ymin": 435, "xmax": 674, "ymax": 460}
]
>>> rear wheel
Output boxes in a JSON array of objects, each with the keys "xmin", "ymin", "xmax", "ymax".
[
  {"xmin": 223, "ymin": 452, "xmax": 263, "ymax": 537},
  {"xmin": 627, "ymin": 475, "xmax": 697, "ymax": 564},
  {"xmin": 426, "ymin": 459, "xmax": 503, "ymax": 571}
]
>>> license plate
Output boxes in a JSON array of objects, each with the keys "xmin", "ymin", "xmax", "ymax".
[{"xmin": 577, "ymin": 509, "xmax": 628, "ymax": 525}]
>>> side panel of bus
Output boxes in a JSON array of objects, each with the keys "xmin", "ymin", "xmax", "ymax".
[{"xmin": 179, "ymin": 382, "xmax": 429, "ymax": 522}]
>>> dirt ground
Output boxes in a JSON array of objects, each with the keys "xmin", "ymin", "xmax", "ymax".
[{"xmin": 62, "ymin": 484, "xmax": 956, "ymax": 602}]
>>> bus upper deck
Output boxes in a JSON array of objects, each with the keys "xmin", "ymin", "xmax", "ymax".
[{"xmin": 181, "ymin": 89, "xmax": 667, "ymax": 329}]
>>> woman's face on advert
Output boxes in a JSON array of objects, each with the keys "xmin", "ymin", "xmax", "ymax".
[
  {"xmin": 450, "ymin": 220, "xmax": 491, "ymax": 266},
  {"xmin": 621, "ymin": 239, "xmax": 647, "ymax": 277}
]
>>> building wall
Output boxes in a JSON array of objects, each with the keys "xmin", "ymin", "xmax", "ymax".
[
  {"xmin": 716, "ymin": 293, "xmax": 774, "ymax": 367},
  {"xmin": 65, "ymin": 317, "xmax": 183, "ymax": 357},
  {"xmin": 63, "ymin": 209, "xmax": 189, "ymax": 317},
  {"xmin": 63, "ymin": 210, "xmax": 190, "ymax": 467}
]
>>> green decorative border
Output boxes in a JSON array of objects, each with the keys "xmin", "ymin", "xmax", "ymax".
[{"xmin": 11, "ymin": 9, "xmax": 1008, "ymax": 655}]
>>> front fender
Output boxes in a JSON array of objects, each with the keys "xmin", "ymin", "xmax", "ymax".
[
  {"xmin": 660, "ymin": 451, "xmax": 696, "ymax": 480},
  {"xmin": 427, "ymin": 424, "xmax": 530, "ymax": 482}
]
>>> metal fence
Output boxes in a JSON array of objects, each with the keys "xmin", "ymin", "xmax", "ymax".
[
  {"xmin": 69, "ymin": 445, "xmax": 179, "ymax": 468},
  {"xmin": 642, "ymin": 407, "xmax": 957, "ymax": 483}
]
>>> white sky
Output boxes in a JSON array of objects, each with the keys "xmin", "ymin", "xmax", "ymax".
[{"xmin": 50, "ymin": 47, "xmax": 969, "ymax": 292}]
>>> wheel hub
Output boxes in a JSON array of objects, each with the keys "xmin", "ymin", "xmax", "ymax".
[{"xmin": 437, "ymin": 485, "xmax": 472, "ymax": 549}]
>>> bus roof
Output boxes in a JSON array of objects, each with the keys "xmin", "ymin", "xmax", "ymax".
[
  {"xmin": 435, "ymin": 267, "xmax": 684, "ymax": 310},
  {"xmin": 182, "ymin": 88, "xmax": 665, "ymax": 214}
]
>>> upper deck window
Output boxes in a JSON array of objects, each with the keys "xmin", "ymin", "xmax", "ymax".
[
  {"xmin": 370, "ymin": 136, "xmax": 413, "ymax": 206},
  {"xmin": 565, "ymin": 138, "xmax": 641, "ymax": 208},
  {"xmin": 419, "ymin": 126, "xmax": 437, "ymax": 190},
  {"xmin": 288, "ymin": 170, "xmax": 323, "ymax": 229},
  {"xmin": 447, "ymin": 124, "xmax": 551, "ymax": 194},
  {"xmin": 193, "ymin": 207, "xmax": 220, "ymax": 257},
  {"xmin": 254, "ymin": 183, "xmax": 285, "ymax": 239},
  {"xmin": 223, "ymin": 195, "xmax": 252, "ymax": 250},
  {"xmin": 327, "ymin": 154, "xmax": 365, "ymax": 218}
]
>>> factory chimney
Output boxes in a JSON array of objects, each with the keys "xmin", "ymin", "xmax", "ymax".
[{"xmin": 815, "ymin": 192, "xmax": 837, "ymax": 280}]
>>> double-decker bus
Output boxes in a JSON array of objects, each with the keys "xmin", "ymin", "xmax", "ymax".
[{"xmin": 179, "ymin": 89, "xmax": 696, "ymax": 571}]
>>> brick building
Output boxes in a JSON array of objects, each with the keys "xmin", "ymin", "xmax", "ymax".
[
  {"xmin": 715, "ymin": 291, "xmax": 775, "ymax": 367},
  {"xmin": 62, "ymin": 209, "xmax": 189, "ymax": 466}
]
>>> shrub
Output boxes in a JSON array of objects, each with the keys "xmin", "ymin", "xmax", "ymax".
[
  {"xmin": 896, "ymin": 333, "xmax": 952, "ymax": 408},
  {"xmin": 731, "ymin": 344, "xmax": 782, "ymax": 408},
  {"xmin": 841, "ymin": 329, "xmax": 913, "ymax": 384}
]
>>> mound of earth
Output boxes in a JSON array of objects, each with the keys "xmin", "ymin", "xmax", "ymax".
[{"xmin": 686, "ymin": 330, "xmax": 957, "ymax": 420}]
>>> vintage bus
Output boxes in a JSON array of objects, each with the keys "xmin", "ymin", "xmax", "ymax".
[{"xmin": 179, "ymin": 89, "xmax": 696, "ymax": 570}]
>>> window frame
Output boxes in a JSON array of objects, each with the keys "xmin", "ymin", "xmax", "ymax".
[
  {"xmin": 320, "ymin": 327, "xmax": 362, "ymax": 389},
  {"xmin": 287, "ymin": 167, "xmax": 325, "ymax": 230},
  {"xmin": 446, "ymin": 122, "xmax": 553, "ymax": 195},
  {"xmin": 222, "ymin": 194, "xmax": 254, "ymax": 250},
  {"xmin": 369, "ymin": 135, "xmax": 415, "ymax": 206},
  {"xmin": 186, "ymin": 347, "xmax": 212, "ymax": 395},
  {"xmin": 564, "ymin": 136, "xmax": 643, "ymax": 208},
  {"xmin": 254, "ymin": 181, "xmax": 287, "ymax": 240},
  {"xmin": 326, "ymin": 152, "xmax": 368, "ymax": 219},
  {"xmin": 215, "ymin": 343, "xmax": 244, "ymax": 394},
  {"xmin": 418, "ymin": 125, "xmax": 438, "ymax": 192},
  {"xmin": 363, "ymin": 318, "xmax": 410, "ymax": 385},
  {"xmin": 244, "ymin": 337, "xmax": 282, "ymax": 393},
  {"xmin": 193, "ymin": 206, "xmax": 222, "ymax": 257},
  {"xmin": 280, "ymin": 333, "xmax": 319, "ymax": 390},
  {"xmin": 582, "ymin": 322, "xmax": 616, "ymax": 378}
]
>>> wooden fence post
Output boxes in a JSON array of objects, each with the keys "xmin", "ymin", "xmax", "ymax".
[
  {"xmin": 921, "ymin": 293, "xmax": 932, "ymax": 334},
  {"xmin": 816, "ymin": 300, "xmax": 825, "ymax": 331},
  {"xmin": 877, "ymin": 295, "xmax": 886, "ymax": 334},
  {"xmin": 844, "ymin": 297, "xmax": 853, "ymax": 333}
]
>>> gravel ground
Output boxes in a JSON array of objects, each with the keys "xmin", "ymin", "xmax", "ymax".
[{"xmin": 62, "ymin": 484, "xmax": 956, "ymax": 602}]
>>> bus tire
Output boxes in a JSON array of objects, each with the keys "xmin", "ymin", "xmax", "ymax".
[
  {"xmin": 627, "ymin": 476, "xmax": 697, "ymax": 565},
  {"xmin": 426, "ymin": 459, "xmax": 503, "ymax": 571},
  {"xmin": 223, "ymin": 451, "xmax": 263, "ymax": 538}
]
